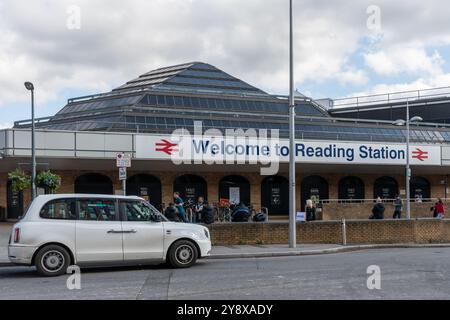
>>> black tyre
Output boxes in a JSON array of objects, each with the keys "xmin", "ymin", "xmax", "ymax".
[
  {"xmin": 167, "ymin": 240, "xmax": 198, "ymax": 268},
  {"xmin": 35, "ymin": 245, "xmax": 71, "ymax": 277}
]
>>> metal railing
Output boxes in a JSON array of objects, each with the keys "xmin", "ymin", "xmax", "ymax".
[
  {"xmin": 320, "ymin": 198, "xmax": 449, "ymax": 204},
  {"xmin": 332, "ymin": 86, "xmax": 450, "ymax": 109},
  {"xmin": 6, "ymin": 120, "xmax": 450, "ymax": 146}
]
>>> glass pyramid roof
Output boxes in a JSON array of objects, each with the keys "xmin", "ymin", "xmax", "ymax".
[{"xmin": 113, "ymin": 62, "xmax": 268, "ymax": 96}]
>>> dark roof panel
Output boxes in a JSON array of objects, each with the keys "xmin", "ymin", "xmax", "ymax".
[
  {"xmin": 113, "ymin": 62, "xmax": 267, "ymax": 96},
  {"xmin": 54, "ymin": 95, "xmax": 143, "ymax": 116}
]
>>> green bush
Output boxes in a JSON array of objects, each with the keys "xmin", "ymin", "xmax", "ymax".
[
  {"xmin": 8, "ymin": 169, "xmax": 31, "ymax": 192},
  {"xmin": 36, "ymin": 171, "xmax": 61, "ymax": 194}
]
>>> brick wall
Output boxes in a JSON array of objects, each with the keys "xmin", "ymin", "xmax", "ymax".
[
  {"xmin": 206, "ymin": 219, "xmax": 450, "ymax": 246},
  {"xmin": 321, "ymin": 201, "xmax": 441, "ymax": 220},
  {"xmin": 0, "ymin": 168, "xmax": 448, "ymax": 220}
]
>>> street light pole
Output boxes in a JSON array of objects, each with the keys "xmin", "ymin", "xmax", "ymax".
[
  {"xmin": 393, "ymin": 100, "xmax": 422, "ymax": 219},
  {"xmin": 24, "ymin": 82, "xmax": 36, "ymax": 200},
  {"xmin": 405, "ymin": 99, "xmax": 411, "ymax": 219},
  {"xmin": 288, "ymin": 0, "xmax": 297, "ymax": 248}
]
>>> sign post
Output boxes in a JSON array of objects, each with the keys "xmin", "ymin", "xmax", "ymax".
[
  {"xmin": 117, "ymin": 153, "xmax": 131, "ymax": 196},
  {"xmin": 119, "ymin": 167, "xmax": 127, "ymax": 195}
]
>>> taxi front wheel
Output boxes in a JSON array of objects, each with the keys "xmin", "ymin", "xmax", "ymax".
[{"xmin": 168, "ymin": 240, "xmax": 198, "ymax": 268}]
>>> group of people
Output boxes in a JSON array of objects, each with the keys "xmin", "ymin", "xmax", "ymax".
[
  {"xmin": 369, "ymin": 195, "xmax": 446, "ymax": 220},
  {"xmin": 163, "ymin": 192, "xmax": 258, "ymax": 224},
  {"xmin": 162, "ymin": 192, "xmax": 447, "ymax": 223},
  {"xmin": 164, "ymin": 192, "xmax": 215, "ymax": 224}
]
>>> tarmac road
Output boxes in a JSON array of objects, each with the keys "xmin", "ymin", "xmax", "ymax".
[{"xmin": 0, "ymin": 247, "xmax": 449, "ymax": 300}]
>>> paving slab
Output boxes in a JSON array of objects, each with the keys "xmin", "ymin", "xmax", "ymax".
[{"xmin": 0, "ymin": 223, "xmax": 13, "ymax": 265}]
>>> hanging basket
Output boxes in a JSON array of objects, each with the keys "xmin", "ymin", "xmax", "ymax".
[
  {"xmin": 8, "ymin": 169, "xmax": 31, "ymax": 193},
  {"xmin": 36, "ymin": 171, "xmax": 61, "ymax": 194}
]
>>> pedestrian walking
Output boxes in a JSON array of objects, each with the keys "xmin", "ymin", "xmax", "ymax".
[
  {"xmin": 370, "ymin": 197, "xmax": 385, "ymax": 220},
  {"xmin": 393, "ymin": 195, "xmax": 403, "ymax": 219},
  {"xmin": 306, "ymin": 199, "xmax": 316, "ymax": 221},
  {"xmin": 174, "ymin": 192, "xmax": 188, "ymax": 223},
  {"xmin": 435, "ymin": 198, "xmax": 445, "ymax": 219}
]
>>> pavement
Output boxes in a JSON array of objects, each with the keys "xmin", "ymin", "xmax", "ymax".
[
  {"xmin": 0, "ymin": 223, "xmax": 12, "ymax": 265},
  {"xmin": 1, "ymin": 247, "xmax": 450, "ymax": 299}
]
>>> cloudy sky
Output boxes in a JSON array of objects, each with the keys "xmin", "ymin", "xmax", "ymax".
[{"xmin": 1, "ymin": 0, "xmax": 450, "ymax": 128}]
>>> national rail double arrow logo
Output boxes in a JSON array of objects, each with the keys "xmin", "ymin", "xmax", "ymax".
[
  {"xmin": 155, "ymin": 139, "xmax": 178, "ymax": 155},
  {"xmin": 412, "ymin": 148, "xmax": 429, "ymax": 162}
]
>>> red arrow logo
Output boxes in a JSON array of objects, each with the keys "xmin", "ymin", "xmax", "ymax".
[
  {"xmin": 155, "ymin": 139, "xmax": 178, "ymax": 156},
  {"xmin": 412, "ymin": 148, "xmax": 429, "ymax": 162}
]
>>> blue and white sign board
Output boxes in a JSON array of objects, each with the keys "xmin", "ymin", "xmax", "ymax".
[
  {"xmin": 296, "ymin": 212, "xmax": 306, "ymax": 222},
  {"xmin": 119, "ymin": 167, "xmax": 127, "ymax": 181},
  {"xmin": 135, "ymin": 135, "xmax": 442, "ymax": 166}
]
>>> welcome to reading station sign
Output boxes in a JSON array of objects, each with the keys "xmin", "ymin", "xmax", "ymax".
[{"xmin": 135, "ymin": 135, "xmax": 442, "ymax": 166}]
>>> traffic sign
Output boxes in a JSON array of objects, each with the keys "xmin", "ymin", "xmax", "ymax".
[
  {"xmin": 119, "ymin": 167, "xmax": 127, "ymax": 181},
  {"xmin": 116, "ymin": 153, "xmax": 131, "ymax": 168}
]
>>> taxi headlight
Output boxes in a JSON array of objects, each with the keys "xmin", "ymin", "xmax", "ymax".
[{"xmin": 204, "ymin": 228, "xmax": 209, "ymax": 239}]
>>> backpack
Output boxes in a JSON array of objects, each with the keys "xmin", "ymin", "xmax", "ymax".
[
  {"xmin": 201, "ymin": 206, "xmax": 215, "ymax": 225},
  {"xmin": 253, "ymin": 213, "xmax": 266, "ymax": 222}
]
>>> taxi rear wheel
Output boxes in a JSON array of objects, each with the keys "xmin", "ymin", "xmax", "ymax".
[{"xmin": 35, "ymin": 245, "xmax": 71, "ymax": 277}]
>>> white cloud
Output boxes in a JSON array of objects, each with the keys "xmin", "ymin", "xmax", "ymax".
[
  {"xmin": 337, "ymin": 69, "xmax": 369, "ymax": 86},
  {"xmin": 1, "ymin": 0, "xmax": 450, "ymax": 114},
  {"xmin": 364, "ymin": 46, "xmax": 444, "ymax": 76},
  {"xmin": 351, "ymin": 73, "xmax": 450, "ymax": 99},
  {"xmin": 0, "ymin": 0, "xmax": 368, "ymax": 106},
  {"xmin": 0, "ymin": 122, "xmax": 13, "ymax": 129}
]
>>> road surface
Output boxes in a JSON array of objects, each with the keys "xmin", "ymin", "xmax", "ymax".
[{"xmin": 0, "ymin": 248, "xmax": 449, "ymax": 300}]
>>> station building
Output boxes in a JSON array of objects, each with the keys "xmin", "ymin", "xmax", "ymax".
[{"xmin": 2, "ymin": 62, "xmax": 450, "ymax": 220}]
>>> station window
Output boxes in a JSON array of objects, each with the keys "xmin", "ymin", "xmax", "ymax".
[
  {"xmin": 165, "ymin": 95, "xmax": 175, "ymax": 106},
  {"xmin": 191, "ymin": 97, "xmax": 200, "ymax": 108},
  {"xmin": 157, "ymin": 95, "xmax": 166, "ymax": 105},
  {"xmin": 182, "ymin": 96, "xmax": 192, "ymax": 107},
  {"xmin": 148, "ymin": 95, "xmax": 156, "ymax": 106},
  {"xmin": 174, "ymin": 96, "xmax": 183, "ymax": 106}
]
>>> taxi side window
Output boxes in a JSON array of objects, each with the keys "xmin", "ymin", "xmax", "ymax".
[
  {"xmin": 78, "ymin": 199, "xmax": 117, "ymax": 221},
  {"xmin": 40, "ymin": 199, "xmax": 77, "ymax": 220},
  {"xmin": 121, "ymin": 200, "xmax": 159, "ymax": 222}
]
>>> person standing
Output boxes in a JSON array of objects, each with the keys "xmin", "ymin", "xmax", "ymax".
[
  {"xmin": 435, "ymin": 198, "xmax": 445, "ymax": 219},
  {"xmin": 306, "ymin": 199, "xmax": 316, "ymax": 222},
  {"xmin": 393, "ymin": 195, "xmax": 403, "ymax": 219},
  {"xmin": 164, "ymin": 203, "xmax": 180, "ymax": 222},
  {"xmin": 193, "ymin": 196, "xmax": 205, "ymax": 223},
  {"xmin": 431, "ymin": 201, "xmax": 438, "ymax": 218},
  {"xmin": 173, "ymin": 192, "xmax": 188, "ymax": 223}
]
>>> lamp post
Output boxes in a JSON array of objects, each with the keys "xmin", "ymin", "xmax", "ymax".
[
  {"xmin": 393, "ymin": 99, "xmax": 423, "ymax": 219},
  {"xmin": 24, "ymin": 81, "xmax": 36, "ymax": 200},
  {"xmin": 288, "ymin": 0, "xmax": 296, "ymax": 248}
]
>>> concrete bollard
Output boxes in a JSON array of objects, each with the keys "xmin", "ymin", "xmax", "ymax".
[{"xmin": 341, "ymin": 218, "xmax": 347, "ymax": 246}]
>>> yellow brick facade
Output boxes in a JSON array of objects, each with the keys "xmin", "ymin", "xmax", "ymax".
[{"xmin": 0, "ymin": 169, "xmax": 449, "ymax": 220}]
